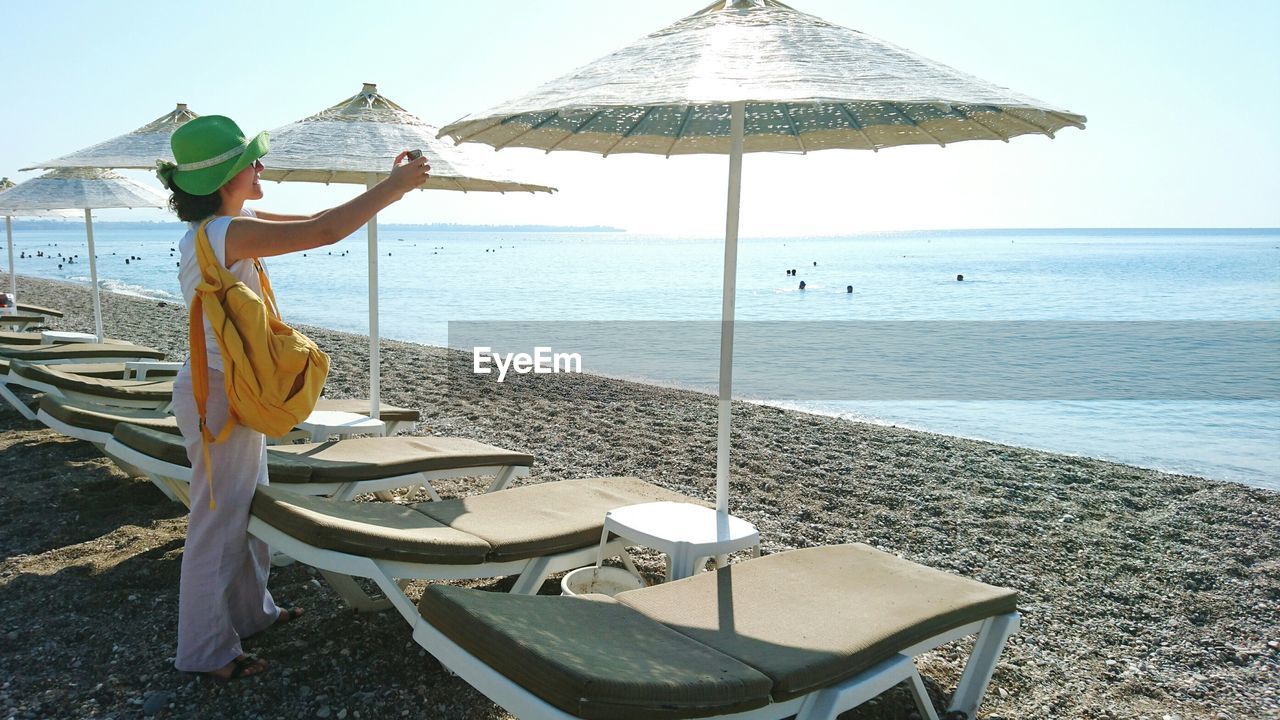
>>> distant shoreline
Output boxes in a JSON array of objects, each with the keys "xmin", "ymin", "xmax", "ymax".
[{"xmin": 5, "ymin": 219, "xmax": 626, "ymax": 233}]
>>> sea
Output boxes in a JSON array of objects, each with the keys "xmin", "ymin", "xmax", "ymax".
[{"xmin": 6, "ymin": 223, "xmax": 1278, "ymax": 490}]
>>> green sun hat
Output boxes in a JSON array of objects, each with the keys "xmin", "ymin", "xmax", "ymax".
[{"xmin": 166, "ymin": 116, "xmax": 269, "ymax": 196}]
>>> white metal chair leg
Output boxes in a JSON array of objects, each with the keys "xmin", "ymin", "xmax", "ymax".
[
  {"xmin": 793, "ymin": 654, "xmax": 924, "ymax": 720},
  {"xmin": 907, "ymin": 668, "xmax": 941, "ymax": 720},
  {"xmin": 0, "ymin": 384, "xmax": 36, "ymax": 420},
  {"xmin": 946, "ymin": 613, "xmax": 1020, "ymax": 718},
  {"xmin": 508, "ymin": 557, "xmax": 553, "ymax": 595},
  {"xmin": 485, "ymin": 465, "xmax": 518, "ymax": 492},
  {"xmin": 420, "ymin": 479, "xmax": 443, "ymax": 502},
  {"xmin": 319, "ymin": 570, "xmax": 394, "ymax": 613}
]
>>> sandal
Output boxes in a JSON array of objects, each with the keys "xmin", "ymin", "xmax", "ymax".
[
  {"xmin": 274, "ymin": 606, "xmax": 304, "ymax": 626},
  {"xmin": 203, "ymin": 654, "xmax": 268, "ymax": 682}
]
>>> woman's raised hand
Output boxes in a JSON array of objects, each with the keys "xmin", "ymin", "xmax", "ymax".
[{"xmin": 387, "ymin": 150, "xmax": 431, "ymax": 194}]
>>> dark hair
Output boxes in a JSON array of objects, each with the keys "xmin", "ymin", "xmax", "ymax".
[{"xmin": 167, "ymin": 183, "xmax": 221, "ymax": 223}]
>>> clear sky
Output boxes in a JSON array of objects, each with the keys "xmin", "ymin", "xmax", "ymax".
[{"xmin": 3, "ymin": 0, "xmax": 1278, "ymax": 235}]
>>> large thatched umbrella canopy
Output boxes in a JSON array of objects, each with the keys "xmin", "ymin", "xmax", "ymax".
[
  {"xmin": 261, "ymin": 83, "xmax": 555, "ymax": 417},
  {"xmin": 442, "ymin": 0, "xmax": 1085, "ymax": 155},
  {"xmin": 23, "ymin": 103, "xmax": 199, "ymax": 170},
  {"xmin": 0, "ymin": 169, "xmax": 167, "ymax": 340},
  {"xmin": 441, "ymin": 0, "xmax": 1086, "ymax": 546}
]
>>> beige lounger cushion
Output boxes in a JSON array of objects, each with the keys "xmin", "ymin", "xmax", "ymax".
[
  {"xmin": 418, "ymin": 587, "xmax": 772, "ymax": 720},
  {"xmin": 0, "ymin": 332, "xmax": 126, "ymax": 347},
  {"xmin": 111, "ymin": 425, "xmax": 313, "ymax": 483},
  {"xmin": 616, "ymin": 543, "xmax": 1019, "ymax": 701},
  {"xmin": 36, "ymin": 362, "xmax": 135, "ymax": 379},
  {"xmin": 313, "ymin": 398, "xmax": 420, "ymax": 424},
  {"xmin": 0, "ymin": 331, "xmax": 42, "ymax": 346},
  {"xmin": 267, "ymin": 436, "xmax": 533, "ymax": 482},
  {"xmin": 0, "ymin": 342, "xmax": 165, "ymax": 361},
  {"xmin": 253, "ymin": 477, "xmax": 699, "ymax": 565},
  {"xmin": 416, "ymin": 477, "xmax": 706, "ymax": 562},
  {"xmin": 41, "ymin": 395, "xmax": 180, "ymax": 436},
  {"xmin": 252, "ymin": 485, "xmax": 490, "ymax": 564},
  {"xmin": 16, "ymin": 304, "xmax": 63, "ymax": 318},
  {"xmin": 11, "ymin": 360, "xmax": 173, "ymax": 401}
]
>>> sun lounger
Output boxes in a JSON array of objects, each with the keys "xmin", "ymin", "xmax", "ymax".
[
  {"xmin": 0, "ymin": 341, "xmax": 165, "ymax": 364},
  {"xmin": 412, "ymin": 544, "xmax": 1020, "ymax": 720},
  {"xmin": 0, "ymin": 313, "xmax": 46, "ymax": 331},
  {"xmin": 6, "ymin": 359, "xmax": 174, "ymax": 412},
  {"xmin": 0, "ymin": 344, "xmax": 167, "ymax": 419},
  {"xmin": 1, "ymin": 359, "xmax": 137, "ymax": 378},
  {"xmin": 37, "ymin": 395, "xmax": 180, "ymax": 446},
  {"xmin": 247, "ymin": 479, "xmax": 700, "ymax": 616},
  {"xmin": 0, "ymin": 332, "xmax": 133, "ymax": 347},
  {"xmin": 104, "ymin": 423, "xmax": 534, "ymax": 504},
  {"xmin": 0, "ymin": 331, "xmax": 45, "ymax": 346},
  {"xmin": 15, "ymin": 303, "xmax": 63, "ymax": 319}
]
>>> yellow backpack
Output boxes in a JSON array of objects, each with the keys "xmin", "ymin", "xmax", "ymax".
[{"xmin": 189, "ymin": 218, "xmax": 330, "ymax": 507}]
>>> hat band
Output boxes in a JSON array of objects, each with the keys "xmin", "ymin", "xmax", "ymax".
[{"xmin": 175, "ymin": 141, "xmax": 250, "ymax": 171}]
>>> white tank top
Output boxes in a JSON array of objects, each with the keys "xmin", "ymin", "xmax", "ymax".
[{"xmin": 176, "ymin": 208, "xmax": 266, "ymax": 371}]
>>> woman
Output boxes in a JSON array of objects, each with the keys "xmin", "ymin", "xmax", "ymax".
[{"xmin": 158, "ymin": 115, "xmax": 429, "ymax": 680}]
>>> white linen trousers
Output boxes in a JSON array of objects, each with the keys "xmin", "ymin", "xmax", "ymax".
[{"xmin": 171, "ymin": 365, "xmax": 279, "ymax": 672}]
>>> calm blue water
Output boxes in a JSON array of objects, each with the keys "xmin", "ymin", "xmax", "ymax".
[{"xmin": 7, "ymin": 224, "xmax": 1279, "ymax": 488}]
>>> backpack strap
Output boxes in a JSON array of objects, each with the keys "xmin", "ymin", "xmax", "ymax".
[
  {"xmin": 189, "ymin": 218, "xmax": 236, "ymax": 510},
  {"xmin": 254, "ymin": 258, "xmax": 281, "ymax": 321}
]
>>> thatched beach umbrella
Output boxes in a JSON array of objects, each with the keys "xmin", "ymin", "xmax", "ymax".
[
  {"xmin": 261, "ymin": 83, "xmax": 556, "ymax": 418},
  {"xmin": 0, "ymin": 177, "xmax": 78, "ymax": 305},
  {"xmin": 10, "ymin": 104, "xmax": 196, "ymax": 318},
  {"xmin": 0, "ymin": 169, "xmax": 167, "ymax": 341},
  {"xmin": 23, "ymin": 103, "xmax": 199, "ymax": 170},
  {"xmin": 440, "ymin": 0, "xmax": 1086, "ymax": 527}
]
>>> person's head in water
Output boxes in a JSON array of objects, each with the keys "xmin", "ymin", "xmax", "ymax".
[
  {"xmin": 846, "ymin": 285, "xmax": 853, "ymax": 293},
  {"xmin": 956, "ymin": 274, "xmax": 964, "ymax": 281},
  {"xmin": 157, "ymin": 116, "xmax": 270, "ymax": 223},
  {"xmin": 799, "ymin": 281, "xmax": 806, "ymax": 290}
]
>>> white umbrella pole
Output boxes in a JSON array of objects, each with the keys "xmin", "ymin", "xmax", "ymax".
[
  {"xmin": 366, "ymin": 174, "xmax": 381, "ymax": 420},
  {"xmin": 715, "ymin": 101, "xmax": 746, "ymax": 515},
  {"xmin": 84, "ymin": 209, "xmax": 104, "ymax": 342},
  {"xmin": 5, "ymin": 215, "xmax": 16, "ymax": 303}
]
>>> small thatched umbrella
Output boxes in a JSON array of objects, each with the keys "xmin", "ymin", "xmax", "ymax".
[
  {"xmin": 261, "ymin": 83, "xmax": 555, "ymax": 418},
  {"xmin": 0, "ymin": 177, "xmax": 78, "ymax": 306},
  {"xmin": 441, "ymin": 0, "xmax": 1085, "ymax": 537},
  {"xmin": 0, "ymin": 169, "xmax": 167, "ymax": 340},
  {"xmin": 12, "ymin": 104, "xmax": 196, "ymax": 319},
  {"xmin": 23, "ymin": 103, "xmax": 199, "ymax": 170}
]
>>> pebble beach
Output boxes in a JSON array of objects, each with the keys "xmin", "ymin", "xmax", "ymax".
[{"xmin": 1, "ymin": 275, "xmax": 1276, "ymax": 720}]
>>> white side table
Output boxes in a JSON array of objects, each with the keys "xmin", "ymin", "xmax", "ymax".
[
  {"xmin": 597, "ymin": 501, "xmax": 761, "ymax": 581},
  {"xmin": 294, "ymin": 410, "xmax": 386, "ymax": 442},
  {"xmin": 41, "ymin": 330, "xmax": 97, "ymax": 345}
]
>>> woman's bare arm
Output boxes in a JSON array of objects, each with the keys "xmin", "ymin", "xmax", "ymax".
[
  {"xmin": 223, "ymin": 154, "xmax": 428, "ymax": 264},
  {"xmin": 251, "ymin": 209, "xmax": 324, "ymax": 222}
]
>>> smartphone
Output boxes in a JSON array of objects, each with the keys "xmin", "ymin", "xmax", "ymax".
[{"xmin": 407, "ymin": 149, "xmax": 422, "ymax": 160}]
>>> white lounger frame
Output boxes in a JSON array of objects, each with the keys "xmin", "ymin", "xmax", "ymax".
[{"xmin": 411, "ymin": 604, "xmax": 1019, "ymax": 720}]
